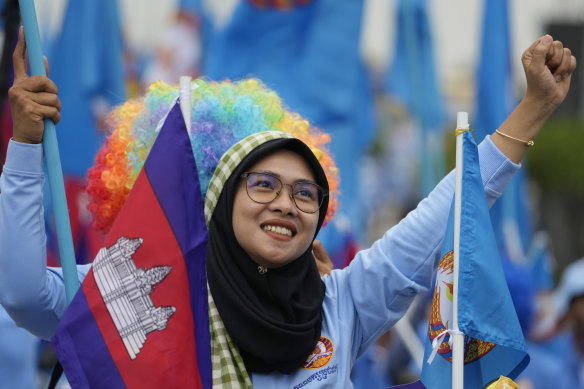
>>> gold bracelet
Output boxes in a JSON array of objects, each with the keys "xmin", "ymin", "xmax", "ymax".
[{"xmin": 495, "ymin": 129, "xmax": 534, "ymax": 147}]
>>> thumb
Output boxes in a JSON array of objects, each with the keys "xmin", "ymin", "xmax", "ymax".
[
  {"xmin": 312, "ymin": 240, "xmax": 326, "ymax": 260},
  {"xmin": 312, "ymin": 239, "xmax": 333, "ymax": 275},
  {"xmin": 44, "ymin": 56, "xmax": 49, "ymax": 76},
  {"xmin": 522, "ymin": 35, "xmax": 553, "ymax": 70},
  {"xmin": 12, "ymin": 26, "xmax": 29, "ymax": 83}
]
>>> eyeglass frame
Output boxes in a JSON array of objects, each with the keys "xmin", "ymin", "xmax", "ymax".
[{"xmin": 240, "ymin": 171, "xmax": 328, "ymax": 214}]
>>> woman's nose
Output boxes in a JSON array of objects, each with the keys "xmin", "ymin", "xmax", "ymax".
[{"xmin": 269, "ymin": 185, "xmax": 297, "ymax": 215}]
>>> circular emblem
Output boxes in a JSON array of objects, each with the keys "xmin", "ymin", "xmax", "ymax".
[
  {"xmin": 428, "ymin": 250, "xmax": 495, "ymax": 363},
  {"xmin": 302, "ymin": 337, "xmax": 334, "ymax": 369}
]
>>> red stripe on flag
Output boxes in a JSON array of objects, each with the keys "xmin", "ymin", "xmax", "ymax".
[{"xmin": 84, "ymin": 170, "xmax": 203, "ymax": 388}]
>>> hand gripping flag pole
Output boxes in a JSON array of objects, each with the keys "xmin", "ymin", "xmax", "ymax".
[
  {"xmin": 19, "ymin": 0, "xmax": 78, "ymax": 302},
  {"xmin": 451, "ymin": 112, "xmax": 469, "ymax": 389}
]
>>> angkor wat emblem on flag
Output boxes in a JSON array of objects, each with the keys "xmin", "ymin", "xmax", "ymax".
[{"xmin": 93, "ymin": 237, "xmax": 175, "ymax": 359}]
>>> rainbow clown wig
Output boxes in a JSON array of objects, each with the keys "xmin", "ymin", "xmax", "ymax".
[{"xmin": 87, "ymin": 78, "xmax": 339, "ymax": 233}]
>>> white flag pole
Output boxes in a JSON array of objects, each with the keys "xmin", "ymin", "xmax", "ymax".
[
  {"xmin": 179, "ymin": 76, "xmax": 192, "ymax": 135},
  {"xmin": 452, "ymin": 112, "xmax": 468, "ymax": 389}
]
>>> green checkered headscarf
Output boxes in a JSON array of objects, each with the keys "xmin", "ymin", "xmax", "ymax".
[{"xmin": 205, "ymin": 131, "xmax": 293, "ymax": 387}]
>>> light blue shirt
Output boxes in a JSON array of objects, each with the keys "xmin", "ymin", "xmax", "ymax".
[
  {"xmin": 0, "ymin": 305, "xmax": 38, "ymax": 389},
  {"xmin": 0, "ymin": 137, "xmax": 519, "ymax": 388}
]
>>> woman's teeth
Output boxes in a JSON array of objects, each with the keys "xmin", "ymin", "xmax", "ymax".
[{"xmin": 263, "ymin": 225, "xmax": 292, "ymax": 237}]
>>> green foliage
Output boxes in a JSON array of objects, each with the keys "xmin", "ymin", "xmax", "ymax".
[{"xmin": 526, "ymin": 117, "xmax": 584, "ymax": 193}]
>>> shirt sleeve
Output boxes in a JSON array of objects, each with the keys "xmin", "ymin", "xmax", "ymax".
[
  {"xmin": 325, "ymin": 135, "xmax": 521, "ymax": 358},
  {"xmin": 0, "ymin": 140, "xmax": 90, "ymax": 340}
]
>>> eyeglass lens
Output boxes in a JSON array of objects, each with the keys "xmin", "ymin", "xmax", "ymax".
[{"xmin": 245, "ymin": 172, "xmax": 322, "ymax": 213}]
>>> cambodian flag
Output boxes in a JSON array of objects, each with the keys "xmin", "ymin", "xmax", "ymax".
[
  {"xmin": 51, "ymin": 103, "xmax": 212, "ymax": 389},
  {"xmin": 394, "ymin": 132, "xmax": 529, "ymax": 388}
]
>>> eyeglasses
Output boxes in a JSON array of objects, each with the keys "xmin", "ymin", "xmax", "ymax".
[{"xmin": 240, "ymin": 172, "xmax": 327, "ymax": 214}]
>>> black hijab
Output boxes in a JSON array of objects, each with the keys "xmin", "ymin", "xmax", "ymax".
[{"xmin": 206, "ymin": 138, "xmax": 329, "ymax": 374}]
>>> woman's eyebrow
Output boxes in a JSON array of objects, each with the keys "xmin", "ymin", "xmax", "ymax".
[
  {"xmin": 254, "ymin": 169, "xmax": 280, "ymax": 177},
  {"xmin": 254, "ymin": 170, "xmax": 317, "ymax": 185},
  {"xmin": 294, "ymin": 178, "xmax": 318, "ymax": 185}
]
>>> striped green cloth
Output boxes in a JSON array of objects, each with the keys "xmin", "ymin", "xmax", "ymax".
[{"xmin": 208, "ymin": 286, "xmax": 253, "ymax": 388}]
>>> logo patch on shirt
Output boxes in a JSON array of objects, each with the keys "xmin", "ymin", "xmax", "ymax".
[{"xmin": 302, "ymin": 337, "xmax": 334, "ymax": 369}]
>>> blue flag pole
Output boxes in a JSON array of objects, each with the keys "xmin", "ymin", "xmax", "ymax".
[{"xmin": 18, "ymin": 0, "xmax": 78, "ymax": 302}]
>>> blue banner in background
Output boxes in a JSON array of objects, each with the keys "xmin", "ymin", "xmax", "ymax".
[
  {"xmin": 47, "ymin": 0, "xmax": 126, "ymax": 177},
  {"xmin": 199, "ymin": 0, "xmax": 375, "ymax": 247},
  {"xmin": 474, "ymin": 0, "xmax": 532, "ymax": 258},
  {"xmin": 384, "ymin": 0, "xmax": 444, "ymax": 196}
]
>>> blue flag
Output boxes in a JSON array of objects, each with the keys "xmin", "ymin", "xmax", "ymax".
[
  {"xmin": 474, "ymin": 0, "xmax": 531, "ymax": 257},
  {"xmin": 419, "ymin": 131, "xmax": 529, "ymax": 388},
  {"xmin": 384, "ymin": 0, "xmax": 444, "ymax": 196},
  {"xmin": 200, "ymin": 0, "xmax": 374, "ymax": 243},
  {"xmin": 47, "ymin": 0, "xmax": 126, "ymax": 177},
  {"xmin": 385, "ymin": 0, "xmax": 443, "ymax": 133},
  {"xmin": 52, "ymin": 104, "xmax": 212, "ymax": 388},
  {"xmin": 475, "ymin": 0, "xmax": 514, "ymax": 143}
]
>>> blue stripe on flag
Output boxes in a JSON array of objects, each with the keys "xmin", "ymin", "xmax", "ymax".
[
  {"xmin": 52, "ymin": 290, "xmax": 126, "ymax": 388},
  {"xmin": 144, "ymin": 103, "xmax": 212, "ymax": 388}
]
